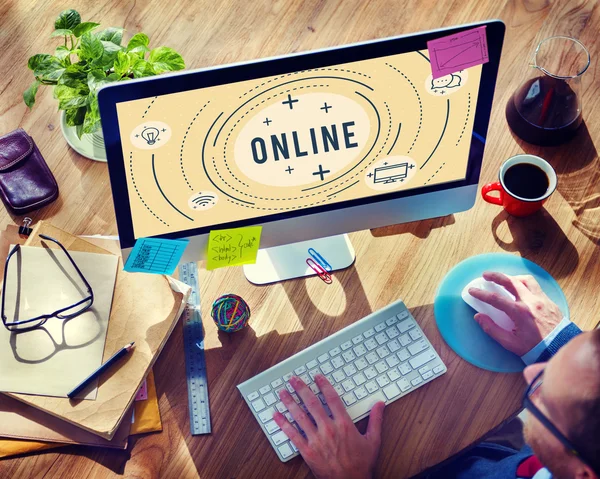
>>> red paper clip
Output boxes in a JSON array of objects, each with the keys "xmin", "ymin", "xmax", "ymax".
[{"xmin": 306, "ymin": 258, "xmax": 333, "ymax": 284}]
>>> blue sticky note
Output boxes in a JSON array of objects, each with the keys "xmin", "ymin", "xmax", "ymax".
[{"xmin": 124, "ymin": 238, "xmax": 189, "ymax": 275}]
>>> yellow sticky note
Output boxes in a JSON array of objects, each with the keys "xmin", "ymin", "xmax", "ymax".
[{"xmin": 206, "ymin": 226, "xmax": 262, "ymax": 270}]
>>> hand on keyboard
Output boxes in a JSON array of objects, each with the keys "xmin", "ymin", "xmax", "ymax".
[
  {"xmin": 469, "ymin": 272, "xmax": 563, "ymax": 356},
  {"xmin": 273, "ymin": 374, "xmax": 385, "ymax": 479}
]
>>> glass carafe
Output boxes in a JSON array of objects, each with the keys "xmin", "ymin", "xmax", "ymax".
[{"xmin": 506, "ymin": 36, "xmax": 590, "ymax": 146}]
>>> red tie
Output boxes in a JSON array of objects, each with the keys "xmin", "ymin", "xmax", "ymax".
[{"xmin": 517, "ymin": 455, "xmax": 544, "ymax": 478}]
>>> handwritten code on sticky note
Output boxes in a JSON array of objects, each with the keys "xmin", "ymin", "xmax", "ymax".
[
  {"xmin": 206, "ymin": 226, "xmax": 262, "ymax": 270},
  {"xmin": 427, "ymin": 26, "xmax": 489, "ymax": 79},
  {"xmin": 135, "ymin": 379, "xmax": 148, "ymax": 401},
  {"xmin": 124, "ymin": 238, "xmax": 189, "ymax": 275}
]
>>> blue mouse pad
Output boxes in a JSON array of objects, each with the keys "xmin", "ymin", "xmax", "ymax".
[{"xmin": 434, "ymin": 253, "xmax": 569, "ymax": 373}]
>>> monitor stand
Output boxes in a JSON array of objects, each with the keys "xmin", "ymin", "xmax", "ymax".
[{"xmin": 243, "ymin": 234, "xmax": 356, "ymax": 285}]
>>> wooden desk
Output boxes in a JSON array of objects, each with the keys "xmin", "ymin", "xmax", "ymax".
[{"xmin": 1, "ymin": 0, "xmax": 599, "ymax": 477}]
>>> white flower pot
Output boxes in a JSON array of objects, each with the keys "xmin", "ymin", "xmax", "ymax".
[{"xmin": 60, "ymin": 111, "xmax": 107, "ymax": 162}]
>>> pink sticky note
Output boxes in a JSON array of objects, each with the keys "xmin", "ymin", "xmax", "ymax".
[
  {"xmin": 135, "ymin": 379, "xmax": 148, "ymax": 401},
  {"xmin": 427, "ymin": 26, "xmax": 489, "ymax": 79}
]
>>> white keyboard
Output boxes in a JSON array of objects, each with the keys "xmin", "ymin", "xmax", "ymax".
[{"xmin": 237, "ymin": 299, "xmax": 447, "ymax": 462}]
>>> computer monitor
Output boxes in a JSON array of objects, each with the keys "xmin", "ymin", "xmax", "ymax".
[{"xmin": 99, "ymin": 20, "xmax": 504, "ymax": 283}]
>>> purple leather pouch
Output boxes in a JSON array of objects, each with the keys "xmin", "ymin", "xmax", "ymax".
[{"xmin": 0, "ymin": 129, "xmax": 59, "ymax": 215}]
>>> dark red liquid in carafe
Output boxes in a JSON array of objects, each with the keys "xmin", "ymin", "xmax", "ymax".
[{"xmin": 506, "ymin": 75, "xmax": 582, "ymax": 146}]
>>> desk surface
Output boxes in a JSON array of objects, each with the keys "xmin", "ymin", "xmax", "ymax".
[{"xmin": 1, "ymin": 0, "xmax": 599, "ymax": 477}]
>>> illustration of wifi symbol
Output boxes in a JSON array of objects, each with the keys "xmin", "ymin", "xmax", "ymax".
[{"xmin": 192, "ymin": 194, "xmax": 215, "ymax": 207}]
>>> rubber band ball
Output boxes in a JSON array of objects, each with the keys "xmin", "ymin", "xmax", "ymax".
[{"xmin": 211, "ymin": 294, "xmax": 251, "ymax": 333}]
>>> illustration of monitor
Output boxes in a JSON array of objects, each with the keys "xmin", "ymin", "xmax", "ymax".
[{"xmin": 99, "ymin": 20, "xmax": 504, "ymax": 280}]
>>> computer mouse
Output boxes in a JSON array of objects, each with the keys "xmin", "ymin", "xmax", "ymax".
[{"xmin": 461, "ymin": 277, "xmax": 516, "ymax": 331}]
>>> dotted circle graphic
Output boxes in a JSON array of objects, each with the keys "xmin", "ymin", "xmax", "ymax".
[
  {"xmin": 180, "ymin": 102, "xmax": 210, "ymax": 190},
  {"xmin": 424, "ymin": 162, "xmax": 447, "ymax": 185},
  {"xmin": 142, "ymin": 97, "xmax": 156, "ymax": 119},
  {"xmin": 129, "ymin": 152, "xmax": 169, "ymax": 226},
  {"xmin": 456, "ymin": 93, "xmax": 471, "ymax": 146}
]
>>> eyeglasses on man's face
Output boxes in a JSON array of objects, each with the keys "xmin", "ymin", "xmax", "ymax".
[{"xmin": 1, "ymin": 234, "xmax": 94, "ymax": 333}]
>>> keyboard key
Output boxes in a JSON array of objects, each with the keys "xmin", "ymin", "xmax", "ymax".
[
  {"xmin": 365, "ymin": 381, "xmax": 378, "ymax": 394},
  {"xmin": 306, "ymin": 359, "xmax": 318, "ymax": 370},
  {"xmin": 272, "ymin": 430, "xmax": 289, "ymax": 446},
  {"xmin": 342, "ymin": 350, "xmax": 356, "ymax": 362},
  {"xmin": 397, "ymin": 310, "xmax": 409, "ymax": 320},
  {"xmin": 309, "ymin": 383, "xmax": 320, "ymax": 394},
  {"xmin": 343, "ymin": 364, "xmax": 357, "ymax": 376},
  {"xmin": 365, "ymin": 338, "xmax": 378, "ymax": 351},
  {"xmin": 375, "ymin": 333, "xmax": 388, "ymax": 345},
  {"xmin": 326, "ymin": 374, "xmax": 335, "ymax": 385},
  {"xmin": 259, "ymin": 385, "xmax": 271, "ymax": 395},
  {"xmin": 294, "ymin": 365, "xmax": 307, "ymax": 375},
  {"xmin": 265, "ymin": 420, "xmax": 281, "ymax": 434},
  {"xmin": 278, "ymin": 443, "xmax": 294, "ymax": 459},
  {"xmin": 419, "ymin": 365, "xmax": 431, "ymax": 374},
  {"xmin": 258, "ymin": 407, "xmax": 275, "ymax": 423},
  {"xmin": 252, "ymin": 398, "xmax": 266, "ymax": 412},
  {"xmin": 329, "ymin": 347, "xmax": 342, "ymax": 357},
  {"xmin": 364, "ymin": 366, "xmax": 377, "ymax": 379},
  {"xmin": 300, "ymin": 373, "xmax": 312, "ymax": 385},
  {"xmin": 375, "ymin": 361, "xmax": 389, "ymax": 374},
  {"xmin": 276, "ymin": 402, "xmax": 287, "ymax": 413},
  {"xmin": 332, "ymin": 370, "xmax": 346, "ymax": 383},
  {"xmin": 375, "ymin": 322, "xmax": 387, "ymax": 332},
  {"xmin": 264, "ymin": 393, "xmax": 277, "ymax": 406},
  {"xmin": 320, "ymin": 361, "xmax": 334, "ymax": 375},
  {"xmin": 366, "ymin": 352, "xmax": 379, "ymax": 364},
  {"xmin": 353, "ymin": 344, "xmax": 367, "ymax": 356},
  {"xmin": 409, "ymin": 349, "xmax": 436, "ymax": 369},
  {"xmin": 409, "ymin": 329, "xmax": 423, "ymax": 340},
  {"xmin": 399, "ymin": 334, "xmax": 411, "ymax": 346},
  {"xmin": 309, "ymin": 369, "xmax": 320, "ymax": 381},
  {"xmin": 318, "ymin": 353, "xmax": 330, "ymax": 363},
  {"xmin": 271, "ymin": 378, "xmax": 284, "ymax": 389},
  {"xmin": 397, "ymin": 349, "xmax": 410, "ymax": 362},
  {"xmin": 355, "ymin": 357, "xmax": 368, "ymax": 370},
  {"xmin": 387, "ymin": 368, "xmax": 401, "ymax": 382},
  {"xmin": 386, "ymin": 355, "xmax": 400, "ymax": 368},
  {"xmin": 284, "ymin": 412, "xmax": 293, "ymax": 422},
  {"xmin": 411, "ymin": 377, "xmax": 424, "ymax": 387},
  {"xmin": 286, "ymin": 383, "xmax": 295, "ymax": 393},
  {"xmin": 334, "ymin": 384, "xmax": 344, "ymax": 396},
  {"xmin": 283, "ymin": 372, "xmax": 293, "ymax": 382},
  {"xmin": 342, "ymin": 379, "xmax": 355, "ymax": 392},
  {"xmin": 398, "ymin": 377, "xmax": 411, "ymax": 392},
  {"xmin": 383, "ymin": 383, "xmax": 401, "ymax": 400},
  {"xmin": 352, "ymin": 334, "xmax": 364, "ymax": 344},
  {"xmin": 408, "ymin": 339, "xmax": 429, "ymax": 356},
  {"xmin": 399, "ymin": 363, "xmax": 411, "ymax": 375},
  {"xmin": 422, "ymin": 371, "xmax": 434, "ymax": 380},
  {"xmin": 355, "ymin": 385, "xmax": 368, "ymax": 400},
  {"xmin": 376, "ymin": 375, "xmax": 390, "ymax": 387},
  {"xmin": 247, "ymin": 391, "xmax": 260, "ymax": 401},
  {"xmin": 346, "ymin": 391, "xmax": 387, "ymax": 419},
  {"xmin": 397, "ymin": 319, "xmax": 415, "ymax": 333},
  {"xmin": 332, "ymin": 356, "xmax": 345, "ymax": 369},
  {"xmin": 291, "ymin": 393, "xmax": 301, "ymax": 404},
  {"xmin": 341, "ymin": 341, "xmax": 353, "ymax": 351},
  {"xmin": 290, "ymin": 441, "xmax": 298, "ymax": 453},
  {"xmin": 343, "ymin": 392, "xmax": 357, "ymax": 406},
  {"xmin": 433, "ymin": 365, "xmax": 445, "ymax": 374},
  {"xmin": 386, "ymin": 327, "xmax": 400, "ymax": 339},
  {"xmin": 275, "ymin": 387, "xmax": 286, "ymax": 397},
  {"xmin": 353, "ymin": 372, "xmax": 367, "ymax": 386},
  {"xmin": 376, "ymin": 345, "xmax": 390, "ymax": 359},
  {"xmin": 388, "ymin": 339, "xmax": 401, "ymax": 352},
  {"xmin": 364, "ymin": 328, "xmax": 376, "ymax": 338},
  {"xmin": 386, "ymin": 316, "xmax": 398, "ymax": 326}
]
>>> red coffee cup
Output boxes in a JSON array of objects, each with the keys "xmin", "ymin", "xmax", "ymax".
[{"xmin": 481, "ymin": 154, "xmax": 557, "ymax": 217}]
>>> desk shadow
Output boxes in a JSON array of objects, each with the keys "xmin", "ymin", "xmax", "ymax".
[
  {"xmin": 370, "ymin": 214, "xmax": 456, "ymax": 239},
  {"xmin": 512, "ymin": 123, "xmax": 600, "ymax": 244},
  {"xmin": 491, "ymin": 209, "xmax": 578, "ymax": 278}
]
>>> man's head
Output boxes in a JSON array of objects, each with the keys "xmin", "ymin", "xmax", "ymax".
[{"xmin": 523, "ymin": 330, "xmax": 600, "ymax": 479}]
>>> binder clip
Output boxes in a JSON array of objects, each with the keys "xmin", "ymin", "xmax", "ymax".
[{"xmin": 18, "ymin": 217, "xmax": 33, "ymax": 237}]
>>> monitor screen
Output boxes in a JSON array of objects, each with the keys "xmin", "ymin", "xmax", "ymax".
[{"xmin": 114, "ymin": 49, "xmax": 482, "ymax": 240}]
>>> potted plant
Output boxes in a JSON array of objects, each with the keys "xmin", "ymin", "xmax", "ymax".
[{"xmin": 23, "ymin": 9, "xmax": 185, "ymax": 162}]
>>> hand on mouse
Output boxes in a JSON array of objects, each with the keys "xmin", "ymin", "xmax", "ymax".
[
  {"xmin": 273, "ymin": 374, "xmax": 385, "ymax": 479},
  {"xmin": 468, "ymin": 271, "xmax": 563, "ymax": 356}
]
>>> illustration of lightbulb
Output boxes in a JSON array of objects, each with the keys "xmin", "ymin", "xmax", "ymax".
[{"xmin": 140, "ymin": 127, "xmax": 160, "ymax": 145}]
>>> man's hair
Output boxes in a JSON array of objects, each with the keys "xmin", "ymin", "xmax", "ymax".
[{"xmin": 567, "ymin": 330, "xmax": 600, "ymax": 473}]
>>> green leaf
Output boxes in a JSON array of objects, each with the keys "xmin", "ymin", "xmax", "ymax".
[
  {"xmin": 72, "ymin": 21, "xmax": 100, "ymax": 38},
  {"xmin": 95, "ymin": 40, "xmax": 122, "ymax": 67},
  {"xmin": 23, "ymin": 80, "xmax": 41, "ymax": 108},
  {"xmin": 54, "ymin": 9, "xmax": 81, "ymax": 30},
  {"xmin": 82, "ymin": 95, "xmax": 101, "ymax": 134},
  {"xmin": 148, "ymin": 46, "xmax": 185, "ymax": 73},
  {"xmin": 58, "ymin": 64, "xmax": 88, "ymax": 90},
  {"xmin": 80, "ymin": 32, "xmax": 104, "ymax": 60},
  {"xmin": 33, "ymin": 56, "xmax": 65, "ymax": 81},
  {"xmin": 65, "ymin": 106, "xmax": 86, "ymax": 126},
  {"xmin": 53, "ymin": 84, "xmax": 88, "ymax": 110},
  {"xmin": 127, "ymin": 33, "xmax": 149, "ymax": 52},
  {"xmin": 50, "ymin": 29, "xmax": 72, "ymax": 38},
  {"xmin": 76, "ymin": 123, "xmax": 84, "ymax": 139},
  {"xmin": 55, "ymin": 45, "xmax": 71, "ymax": 62},
  {"xmin": 113, "ymin": 50, "xmax": 130, "ymax": 77},
  {"xmin": 131, "ymin": 58, "xmax": 155, "ymax": 78},
  {"xmin": 97, "ymin": 27, "xmax": 124, "ymax": 45},
  {"xmin": 27, "ymin": 53, "xmax": 52, "ymax": 71}
]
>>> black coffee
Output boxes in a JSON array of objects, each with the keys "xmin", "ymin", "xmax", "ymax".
[{"xmin": 504, "ymin": 163, "xmax": 549, "ymax": 199}]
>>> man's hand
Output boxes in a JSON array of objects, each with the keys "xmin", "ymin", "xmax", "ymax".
[
  {"xmin": 272, "ymin": 374, "xmax": 385, "ymax": 479},
  {"xmin": 468, "ymin": 271, "xmax": 563, "ymax": 356}
]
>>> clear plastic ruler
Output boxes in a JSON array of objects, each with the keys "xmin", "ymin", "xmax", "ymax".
[{"xmin": 178, "ymin": 262, "xmax": 211, "ymax": 435}]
